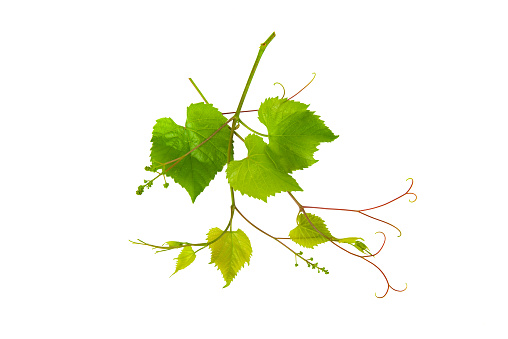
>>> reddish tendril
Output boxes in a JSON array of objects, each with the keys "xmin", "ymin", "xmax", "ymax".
[
  {"xmin": 363, "ymin": 257, "xmax": 408, "ymax": 298},
  {"xmin": 221, "ymin": 109, "xmax": 258, "ymax": 115},
  {"xmin": 221, "ymin": 73, "xmax": 317, "ymax": 115},
  {"xmin": 358, "ymin": 212, "xmax": 402, "ymax": 238},
  {"xmin": 311, "ymin": 217, "xmax": 405, "ymax": 298},
  {"xmin": 287, "ymin": 72, "xmax": 316, "ymax": 100},
  {"xmin": 301, "ymin": 178, "xmax": 417, "ymax": 237}
]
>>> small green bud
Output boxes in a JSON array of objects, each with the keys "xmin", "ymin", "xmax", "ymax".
[
  {"xmin": 136, "ymin": 185, "xmax": 145, "ymax": 195},
  {"xmin": 309, "ymin": 257, "xmax": 313, "ymax": 261},
  {"xmin": 163, "ymin": 183, "xmax": 169, "ymax": 189},
  {"xmin": 295, "ymin": 264, "xmax": 298, "ymax": 267}
]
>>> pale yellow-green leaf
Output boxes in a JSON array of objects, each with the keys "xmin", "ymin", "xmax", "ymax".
[
  {"xmin": 289, "ymin": 213, "xmax": 334, "ymax": 248},
  {"xmin": 226, "ymin": 134, "xmax": 302, "ymax": 202},
  {"xmin": 171, "ymin": 246, "xmax": 196, "ymax": 277},
  {"xmin": 207, "ymin": 227, "xmax": 252, "ymax": 288},
  {"xmin": 335, "ymin": 237, "xmax": 373, "ymax": 256}
]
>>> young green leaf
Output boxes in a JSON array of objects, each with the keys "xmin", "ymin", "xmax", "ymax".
[
  {"xmin": 150, "ymin": 103, "xmax": 231, "ymax": 202},
  {"xmin": 207, "ymin": 227, "xmax": 252, "ymax": 288},
  {"xmin": 289, "ymin": 213, "xmax": 334, "ymax": 248},
  {"xmin": 226, "ymin": 134, "xmax": 302, "ymax": 202},
  {"xmin": 171, "ymin": 246, "xmax": 196, "ymax": 277},
  {"xmin": 335, "ymin": 237, "xmax": 363, "ymax": 244},
  {"xmin": 352, "ymin": 240, "xmax": 372, "ymax": 256},
  {"xmin": 258, "ymin": 97, "xmax": 338, "ymax": 173},
  {"xmin": 335, "ymin": 237, "xmax": 373, "ymax": 256}
]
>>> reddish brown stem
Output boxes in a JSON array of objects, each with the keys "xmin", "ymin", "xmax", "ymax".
[{"xmin": 222, "ymin": 109, "xmax": 258, "ymax": 115}]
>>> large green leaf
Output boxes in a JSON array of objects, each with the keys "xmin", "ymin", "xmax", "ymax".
[
  {"xmin": 258, "ymin": 97, "xmax": 338, "ymax": 173},
  {"xmin": 226, "ymin": 134, "xmax": 302, "ymax": 202},
  {"xmin": 289, "ymin": 213, "xmax": 334, "ymax": 248},
  {"xmin": 207, "ymin": 227, "xmax": 252, "ymax": 288},
  {"xmin": 150, "ymin": 103, "xmax": 231, "ymax": 202},
  {"xmin": 171, "ymin": 246, "xmax": 196, "ymax": 277}
]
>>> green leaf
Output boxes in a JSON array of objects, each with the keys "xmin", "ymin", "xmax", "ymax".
[
  {"xmin": 150, "ymin": 103, "xmax": 231, "ymax": 202},
  {"xmin": 335, "ymin": 237, "xmax": 373, "ymax": 256},
  {"xmin": 171, "ymin": 246, "xmax": 196, "ymax": 277},
  {"xmin": 207, "ymin": 227, "xmax": 252, "ymax": 288},
  {"xmin": 335, "ymin": 237, "xmax": 364, "ymax": 244},
  {"xmin": 289, "ymin": 213, "xmax": 334, "ymax": 248},
  {"xmin": 226, "ymin": 134, "xmax": 302, "ymax": 202},
  {"xmin": 258, "ymin": 97, "xmax": 338, "ymax": 173}
]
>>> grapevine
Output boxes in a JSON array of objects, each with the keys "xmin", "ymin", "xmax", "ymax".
[{"xmin": 131, "ymin": 32, "xmax": 417, "ymax": 297}]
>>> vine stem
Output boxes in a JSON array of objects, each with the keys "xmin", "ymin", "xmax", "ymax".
[
  {"xmin": 235, "ymin": 206, "xmax": 314, "ymax": 267},
  {"xmin": 177, "ymin": 31, "xmax": 275, "ymax": 255},
  {"xmin": 227, "ymin": 32, "xmax": 276, "ymax": 163},
  {"xmin": 188, "ymin": 78, "xmax": 208, "ymax": 103},
  {"xmin": 226, "ymin": 32, "xmax": 276, "ymax": 230},
  {"xmin": 130, "ymin": 204, "xmax": 235, "ymax": 254}
]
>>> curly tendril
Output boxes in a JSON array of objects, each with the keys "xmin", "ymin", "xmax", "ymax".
[
  {"xmin": 273, "ymin": 82, "xmax": 285, "ymax": 99},
  {"xmin": 365, "ymin": 257, "xmax": 407, "ymax": 298},
  {"xmin": 406, "ymin": 178, "xmax": 418, "ymax": 202}
]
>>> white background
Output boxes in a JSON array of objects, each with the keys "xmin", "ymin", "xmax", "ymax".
[{"xmin": 1, "ymin": 1, "xmax": 507, "ymax": 338}]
